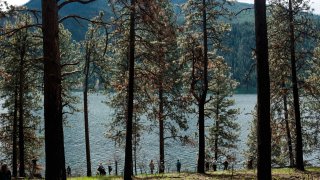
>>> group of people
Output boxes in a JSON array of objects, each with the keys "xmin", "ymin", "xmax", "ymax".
[
  {"xmin": 0, "ymin": 158, "xmax": 42, "ymax": 179},
  {"xmin": 148, "ymin": 159, "xmax": 181, "ymax": 174},
  {"xmin": 210, "ymin": 158, "xmax": 229, "ymax": 171},
  {"xmin": 147, "ymin": 158, "xmax": 231, "ymax": 174},
  {"xmin": 97, "ymin": 162, "xmax": 112, "ymax": 176}
]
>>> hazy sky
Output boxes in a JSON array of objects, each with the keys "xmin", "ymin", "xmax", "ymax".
[
  {"xmin": 0, "ymin": 0, "xmax": 30, "ymax": 6},
  {"xmin": 1, "ymin": 0, "xmax": 320, "ymax": 14},
  {"xmin": 237, "ymin": 0, "xmax": 320, "ymax": 14}
]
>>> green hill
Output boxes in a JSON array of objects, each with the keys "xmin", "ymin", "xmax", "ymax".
[{"xmin": 25, "ymin": 0, "xmax": 255, "ymax": 90}]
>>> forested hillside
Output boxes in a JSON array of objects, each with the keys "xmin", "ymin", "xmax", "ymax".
[
  {"xmin": 26, "ymin": 0, "xmax": 256, "ymax": 90},
  {"xmin": 25, "ymin": 0, "xmax": 320, "ymax": 91}
]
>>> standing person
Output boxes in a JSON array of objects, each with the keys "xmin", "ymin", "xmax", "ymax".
[
  {"xmin": 176, "ymin": 160, "xmax": 181, "ymax": 173},
  {"xmin": 247, "ymin": 158, "xmax": 253, "ymax": 169},
  {"xmin": 0, "ymin": 164, "xmax": 11, "ymax": 180},
  {"xmin": 67, "ymin": 166, "xmax": 71, "ymax": 177},
  {"xmin": 149, "ymin": 160, "xmax": 155, "ymax": 174},
  {"xmin": 223, "ymin": 160, "xmax": 229, "ymax": 170},
  {"xmin": 212, "ymin": 159, "xmax": 217, "ymax": 171},
  {"xmin": 205, "ymin": 160, "xmax": 210, "ymax": 171},
  {"xmin": 31, "ymin": 157, "xmax": 37, "ymax": 177},
  {"xmin": 97, "ymin": 163, "xmax": 106, "ymax": 175},
  {"xmin": 107, "ymin": 160, "xmax": 112, "ymax": 175}
]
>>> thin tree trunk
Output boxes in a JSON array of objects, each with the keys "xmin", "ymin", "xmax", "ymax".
[
  {"xmin": 42, "ymin": 1, "xmax": 66, "ymax": 179},
  {"xmin": 282, "ymin": 82, "xmax": 294, "ymax": 167},
  {"xmin": 159, "ymin": 81, "xmax": 164, "ymax": 173},
  {"xmin": 124, "ymin": 0, "xmax": 136, "ymax": 179},
  {"xmin": 214, "ymin": 92, "xmax": 220, "ymax": 161},
  {"xmin": 12, "ymin": 79, "xmax": 18, "ymax": 177},
  {"xmin": 18, "ymin": 36, "xmax": 26, "ymax": 177},
  {"xmin": 288, "ymin": 0, "xmax": 304, "ymax": 171},
  {"xmin": 84, "ymin": 47, "xmax": 92, "ymax": 176},
  {"xmin": 134, "ymin": 128, "xmax": 137, "ymax": 175},
  {"xmin": 197, "ymin": 0, "xmax": 208, "ymax": 174},
  {"xmin": 254, "ymin": 0, "xmax": 271, "ymax": 179}
]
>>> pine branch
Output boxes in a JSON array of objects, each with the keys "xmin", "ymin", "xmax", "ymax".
[{"xmin": 58, "ymin": 0, "xmax": 96, "ymax": 10}]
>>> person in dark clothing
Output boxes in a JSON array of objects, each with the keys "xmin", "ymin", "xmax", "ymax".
[
  {"xmin": 32, "ymin": 157, "xmax": 37, "ymax": 177},
  {"xmin": 97, "ymin": 163, "xmax": 106, "ymax": 175},
  {"xmin": 223, "ymin": 160, "xmax": 229, "ymax": 170},
  {"xmin": 149, "ymin": 160, "xmax": 155, "ymax": 174},
  {"xmin": 205, "ymin": 161, "xmax": 210, "ymax": 171},
  {"xmin": 212, "ymin": 159, "xmax": 217, "ymax": 171},
  {"xmin": 176, "ymin": 160, "xmax": 181, "ymax": 173},
  {"xmin": 0, "ymin": 164, "xmax": 11, "ymax": 180},
  {"xmin": 107, "ymin": 160, "xmax": 112, "ymax": 175},
  {"xmin": 108, "ymin": 165, "xmax": 112, "ymax": 175},
  {"xmin": 247, "ymin": 158, "xmax": 253, "ymax": 169},
  {"xmin": 67, "ymin": 166, "xmax": 71, "ymax": 177}
]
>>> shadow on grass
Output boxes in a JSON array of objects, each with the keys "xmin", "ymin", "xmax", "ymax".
[{"xmin": 134, "ymin": 172, "xmax": 256, "ymax": 180}]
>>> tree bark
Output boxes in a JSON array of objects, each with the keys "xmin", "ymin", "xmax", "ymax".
[
  {"xmin": 254, "ymin": 0, "xmax": 271, "ymax": 179},
  {"xmin": 42, "ymin": 1, "xmax": 66, "ymax": 179},
  {"xmin": 133, "ymin": 126, "xmax": 137, "ymax": 175},
  {"xmin": 197, "ymin": 0, "xmax": 208, "ymax": 174},
  {"xmin": 198, "ymin": 101, "xmax": 205, "ymax": 173},
  {"xmin": 83, "ymin": 43, "xmax": 92, "ymax": 176},
  {"xmin": 214, "ymin": 92, "xmax": 220, "ymax": 161},
  {"xmin": 124, "ymin": 0, "xmax": 136, "ymax": 179},
  {"xmin": 18, "ymin": 34, "xmax": 26, "ymax": 177},
  {"xmin": 12, "ymin": 78, "xmax": 18, "ymax": 177},
  {"xmin": 159, "ymin": 80, "xmax": 164, "ymax": 173},
  {"xmin": 282, "ymin": 82, "xmax": 294, "ymax": 167},
  {"xmin": 288, "ymin": 0, "xmax": 304, "ymax": 171}
]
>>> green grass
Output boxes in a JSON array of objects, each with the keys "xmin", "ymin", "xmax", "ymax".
[
  {"xmin": 68, "ymin": 167, "xmax": 320, "ymax": 179},
  {"xmin": 68, "ymin": 175, "xmax": 122, "ymax": 180},
  {"xmin": 306, "ymin": 167, "xmax": 320, "ymax": 172}
]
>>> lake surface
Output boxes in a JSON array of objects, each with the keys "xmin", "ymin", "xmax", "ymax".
[{"xmin": 62, "ymin": 93, "xmax": 257, "ymax": 176}]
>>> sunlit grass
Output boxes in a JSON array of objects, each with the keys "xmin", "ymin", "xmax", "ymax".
[
  {"xmin": 306, "ymin": 167, "xmax": 320, "ymax": 172},
  {"xmin": 67, "ymin": 167, "xmax": 320, "ymax": 179},
  {"xmin": 68, "ymin": 175, "xmax": 122, "ymax": 180}
]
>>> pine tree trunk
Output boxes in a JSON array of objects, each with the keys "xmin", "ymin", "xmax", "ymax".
[
  {"xmin": 254, "ymin": 0, "xmax": 271, "ymax": 179},
  {"xmin": 124, "ymin": 0, "xmax": 136, "ymax": 179},
  {"xmin": 197, "ymin": 101, "xmax": 205, "ymax": 173},
  {"xmin": 42, "ymin": 1, "xmax": 66, "ymax": 179},
  {"xmin": 18, "ymin": 37, "xmax": 26, "ymax": 177},
  {"xmin": 133, "ymin": 129, "xmax": 137, "ymax": 175},
  {"xmin": 282, "ymin": 82, "xmax": 294, "ymax": 167},
  {"xmin": 12, "ymin": 79, "xmax": 18, "ymax": 177},
  {"xmin": 83, "ymin": 51, "xmax": 92, "ymax": 176},
  {"xmin": 288, "ymin": 0, "xmax": 304, "ymax": 171},
  {"xmin": 159, "ymin": 81, "xmax": 164, "ymax": 173},
  {"xmin": 197, "ymin": 0, "xmax": 208, "ymax": 174},
  {"xmin": 214, "ymin": 93, "xmax": 219, "ymax": 161}
]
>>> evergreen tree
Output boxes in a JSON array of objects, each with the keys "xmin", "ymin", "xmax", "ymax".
[
  {"xmin": 206, "ymin": 57, "xmax": 240, "ymax": 162},
  {"xmin": 81, "ymin": 14, "xmax": 108, "ymax": 176},
  {"xmin": 0, "ymin": 13, "xmax": 43, "ymax": 178},
  {"xmin": 254, "ymin": 0, "xmax": 271, "ymax": 179},
  {"xmin": 181, "ymin": 0, "xmax": 232, "ymax": 173},
  {"xmin": 135, "ymin": 0, "xmax": 189, "ymax": 173},
  {"xmin": 41, "ymin": 1, "xmax": 97, "ymax": 178},
  {"xmin": 106, "ymin": 0, "xmax": 137, "ymax": 178},
  {"xmin": 267, "ymin": 0, "xmax": 318, "ymax": 169}
]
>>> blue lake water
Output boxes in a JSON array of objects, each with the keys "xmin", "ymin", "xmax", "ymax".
[{"xmin": 62, "ymin": 93, "xmax": 257, "ymax": 176}]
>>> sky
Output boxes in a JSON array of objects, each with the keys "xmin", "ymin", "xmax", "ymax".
[
  {"xmin": 0, "ymin": 0, "xmax": 29, "ymax": 6},
  {"xmin": 1, "ymin": 0, "xmax": 320, "ymax": 14},
  {"xmin": 237, "ymin": 0, "xmax": 320, "ymax": 14}
]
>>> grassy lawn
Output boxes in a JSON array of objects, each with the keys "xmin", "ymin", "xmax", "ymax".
[{"xmin": 68, "ymin": 167, "xmax": 320, "ymax": 179}]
